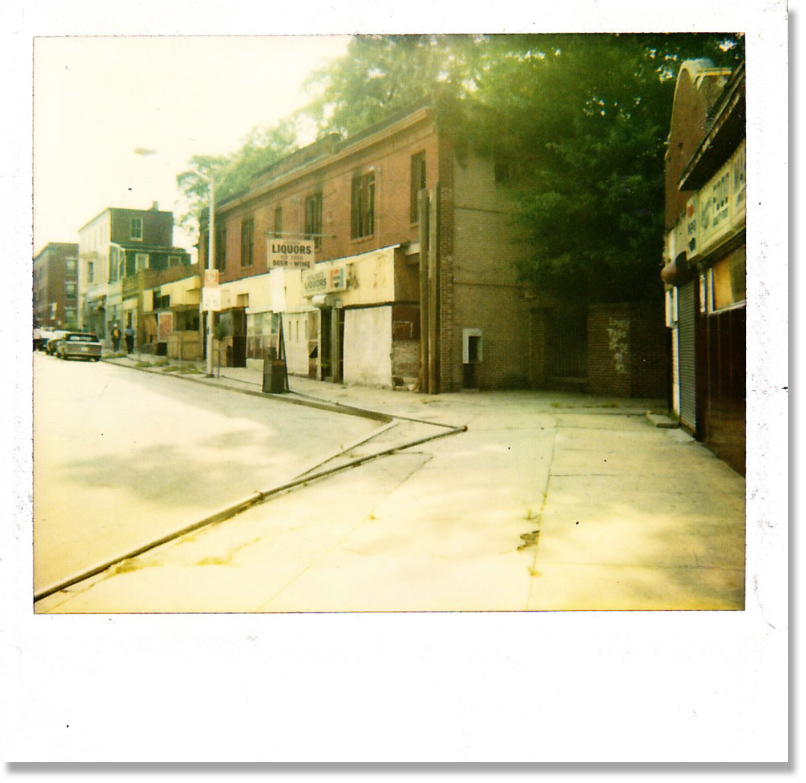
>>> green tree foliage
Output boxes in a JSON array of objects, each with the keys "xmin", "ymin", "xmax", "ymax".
[
  {"xmin": 303, "ymin": 34, "xmax": 486, "ymax": 136},
  {"xmin": 176, "ymin": 119, "xmax": 298, "ymax": 238},
  {"xmin": 460, "ymin": 33, "xmax": 744, "ymax": 303}
]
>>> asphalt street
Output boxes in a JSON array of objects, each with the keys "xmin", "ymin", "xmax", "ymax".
[{"xmin": 32, "ymin": 352, "xmax": 379, "ymax": 596}]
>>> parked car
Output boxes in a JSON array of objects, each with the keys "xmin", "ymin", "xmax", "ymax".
[
  {"xmin": 34, "ymin": 328, "xmax": 52, "ymax": 351},
  {"xmin": 44, "ymin": 330, "xmax": 68, "ymax": 355},
  {"xmin": 56, "ymin": 332, "xmax": 103, "ymax": 362}
]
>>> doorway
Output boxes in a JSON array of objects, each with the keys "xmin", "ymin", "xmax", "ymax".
[{"xmin": 231, "ymin": 308, "xmax": 247, "ymax": 367}]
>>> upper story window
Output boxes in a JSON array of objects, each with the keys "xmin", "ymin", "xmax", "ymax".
[
  {"xmin": 215, "ymin": 226, "xmax": 226, "ymax": 272},
  {"xmin": 108, "ymin": 247, "xmax": 118, "ymax": 282},
  {"xmin": 241, "ymin": 218, "xmax": 254, "ymax": 267},
  {"xmin": 305, "ymin": 193, "xmax": 323, "ymax": 249},
  {"xmin": 136, "ymin": 253, "xmax": 149, "ymax": 272},
  {"xmin": 130, "ymin": 217, "xmax": 143, "ymax": 241},
  {"xmin": 66, "ymin": 258, "xmax": 77, "ymax": 276},
  {"xmin": 351, "ymin": 171, "xmax": 375, "ymax": 239},
  {"xmin": 410, "ymin": 152, "xmax": 426, "ymax": 223}
]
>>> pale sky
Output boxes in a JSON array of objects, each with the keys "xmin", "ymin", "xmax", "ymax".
[{"xmin": 33, "ymin": 35, "xmax": 352, "ymax": 255}]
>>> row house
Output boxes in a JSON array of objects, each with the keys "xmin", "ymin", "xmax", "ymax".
[
  {"xmin": 199, "ymin": 101, "xmax": 534, "ymax": 392},
  {"xmin": 33, "ymin": 242, "xmax": 79, "ymax": 328},
  {"xmin": 78, "ymin": 205, "xmax": 196, "ymax": 355},
  {"xmin": 662, "ymin": 60, "xmax": 746, "ymax": 474}
]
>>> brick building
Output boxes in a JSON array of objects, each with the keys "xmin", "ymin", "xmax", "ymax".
[
  {"xmin": 662, "ymin": 60, "xmax": 746, "ymax": 474},
  {"xmin": 33, "ymin": 243, "xmax": 79, "ymax": 329},
  {"xmin": 199, "ymin": 101, "xmax": 533, "ymax": 392},
  {"xmin": 198, "ymin": 99, "xmax": 670, "ymax": 397},
  {"xmin": 78, "ymin": 205, "xmax": 194, "ymax": 350}
]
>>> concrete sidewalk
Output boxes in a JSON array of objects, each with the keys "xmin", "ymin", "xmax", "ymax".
[{"xmin": 35, "ymin": 355, "xmax": 745, "ymax": 613}]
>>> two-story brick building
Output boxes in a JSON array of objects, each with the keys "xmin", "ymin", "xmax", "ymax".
[
  {"xmin": 199, "ymin": 101, "xmax": 535, "ymax": 392},
  {"xmin": 662, "ymin": 60, "xmax": 746, "ymax": 474},
  {"xmin": 33, "ymin": 242, "xmax": 79, "ymax": 329},
  {"xmin": 78, "ymin": 204, "xmax": 194, "ymax": 351}
]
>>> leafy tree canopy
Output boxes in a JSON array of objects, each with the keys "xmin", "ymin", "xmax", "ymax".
[{"xmin": 303, "ymin": 34, "xmax": 486, "ymax": 136}]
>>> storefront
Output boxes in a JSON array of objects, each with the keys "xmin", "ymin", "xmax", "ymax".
[{"xmin": 663, "ymin": 63, "xmax": 746, "ymax": 474}]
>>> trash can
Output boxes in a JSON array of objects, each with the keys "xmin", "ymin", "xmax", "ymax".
[{"xmin": 263, "ymin": 357, "xmax": 287, "ymax": 394}]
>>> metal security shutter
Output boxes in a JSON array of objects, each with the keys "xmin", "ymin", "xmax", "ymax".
[{"xmin": 678, "ymin": 281, "xmax": 696, "ymax": 431}]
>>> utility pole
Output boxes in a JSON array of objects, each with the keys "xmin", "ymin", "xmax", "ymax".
[{"xmin": 194, "ymin": 170, "xmax": 216, "ymax": 377}]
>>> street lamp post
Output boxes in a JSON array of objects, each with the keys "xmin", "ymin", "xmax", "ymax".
[{"xmin": 198, "ymin": 172, "xmax": 216, "ymax": 377}]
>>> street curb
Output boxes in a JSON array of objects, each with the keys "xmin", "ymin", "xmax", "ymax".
[
  {"xmin": 645, "ymin": 411, "xmax": 680, "ymax": 429},
  {"xmin": 34, "ymin": 417, "xmax": 466, "ymax": 604},
  {"xmin": 101, "ymin": 357, "xmax": 392, "ymax": 424}
]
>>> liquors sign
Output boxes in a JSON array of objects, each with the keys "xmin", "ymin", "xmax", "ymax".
[
  {"xmin": 268, "ymin": 239, "xmax": 315, "ymax": 270},
  {"xmin": 302, "ymin": 265, "xmax": 348, "ymax": 297}
]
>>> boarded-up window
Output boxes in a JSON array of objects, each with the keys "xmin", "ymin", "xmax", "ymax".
[{"xmin": 712, "ymin": 247, "xmax": 746, "ymax": 311}]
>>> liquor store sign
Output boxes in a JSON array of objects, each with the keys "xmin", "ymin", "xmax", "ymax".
[
  {"xmin": 302, "ymin": 265, "xmax": 348, "ymax": 297},
  {"xmin": 268, "ymin": 238, "xmax": 315, "ymax": 270}
]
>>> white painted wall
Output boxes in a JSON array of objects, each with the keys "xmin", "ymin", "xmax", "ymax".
[{"xmin": 343, "ymin": 306, "xmax": 392, "ymax": 388}]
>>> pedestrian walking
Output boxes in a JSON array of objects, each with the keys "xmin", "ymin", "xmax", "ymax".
[
  {"xmin": 124, "ymin": 324, "xmax": 135, "ymax": 354},
  {"xmin": 111, "ymin": 324, "xmax": 122, "ymax": 353}
]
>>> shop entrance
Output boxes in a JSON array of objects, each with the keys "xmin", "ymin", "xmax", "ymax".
[
  {"xmin": 231, "ymin": 308, "xmax": 247, "ymax": 367},
  {"xmin": 319, "ymin": 306, "xmax": 344, "ymax": 382}
]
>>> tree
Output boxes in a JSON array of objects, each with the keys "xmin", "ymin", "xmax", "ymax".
[
  {"xmin": 303, "ymin": 34, "xmax": 486, "ymax": 136},
  {"xmin": 176, "ymin": 119, "xmax": 298, "ymax": 240},
  {"xmin": 456, "ymin": 33, "xmax": 744, "ymax": 303}
]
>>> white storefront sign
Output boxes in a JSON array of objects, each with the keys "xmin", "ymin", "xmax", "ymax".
[
  {"xmin": 302, "ymin": 265, "xmax": 348, "ymax": 297},
  {"xmin": 268, "ymin": 238, "xmax": 315, "ymax": 270},
  {"xmin": 694, "ymin": 139, "xmax": 747, "ymax": 258}
]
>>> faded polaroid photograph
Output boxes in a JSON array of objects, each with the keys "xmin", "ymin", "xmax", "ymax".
[
  {"xmin": 5, "ymin": 0, "xmax": 790, "ymax": 766},
  {"xmin": 31, "ymin": 31, "xmax": 750, "ymax": 614}
]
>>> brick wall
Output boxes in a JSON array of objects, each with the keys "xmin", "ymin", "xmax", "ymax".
[
  {"xmin": 587, "ymin": 302, "xmax": 668, "ymax": 398},
  {"xmin": 211, "ymin": 113, "xmax": 439, "ymax": 285},
  {"xmin": 443, "ymin": 149, "xmax": 531, "ymax": 390}
]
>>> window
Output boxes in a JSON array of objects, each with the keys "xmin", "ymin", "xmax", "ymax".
[
  {"xmin": 351, "ymin": 172, "xmax": 375, "ymax": 239},
  {"xmin": 168, "ymin": 255, "xmax": 183, "ymax": 268},
  {"xmin": 241, "ymin": 218, "xmax": 254, "ymax": 267},
  {"xmin": 410, "ymin": 152, "xmax": 426, "ymax": 223},
  {"xmin": 130, "ymin": 218, "xmax": 143, "ymax": 241},
  {"xmin": 274, "ymin": 206, "xmax": 283, "ymax": 238},
  {"xmin": 88, "ymin": 261, "xmax": 94, "ymax": 283},
  {"xmin": 66, "ymin": 258, "xmax": 77, "ymax": 275},
  {"xmin": 213, "ymin": 227, "xmax": 226, "ymax": 272},
  {"xmin": 709, "ymin": 247, "xmax": 746, "ymax": 312},
  {"xmin": 65, "ymin": 282, "xmax": 77, "ymax": 298},
  {"xmin": 136, "ymin": 253, "xmax": 149, "ymax": 272},
  {"xmin": 108, "ymin": 249, "xmax": 117, "ymax": 282},
  {"xmin": 305, "ymin": 193, "xmax": 323, "ymax": 249}
]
